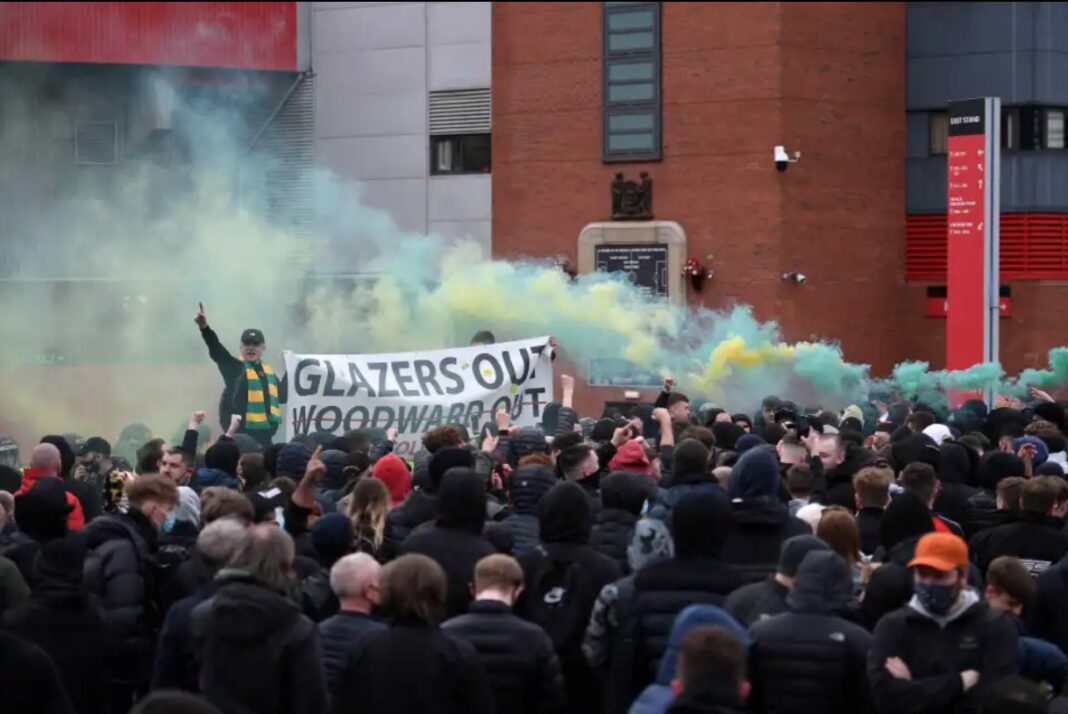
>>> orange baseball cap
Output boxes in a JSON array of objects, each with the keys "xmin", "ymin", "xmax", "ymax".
[{"xmin": 908, "ymin": 532, "xmax": 969, "ymax": 572}]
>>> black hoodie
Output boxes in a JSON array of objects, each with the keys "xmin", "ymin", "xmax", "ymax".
[
  {"xmin": 401, "ymin": 468, "xmax": 496, "ymax": 619},
  {"xmin": 501, "ymin": 464, "xmax": 556, "ymax": 556},
  {"xmin": 515, "ymin": 481, "xmax": 622, "ymax": 714},
  {"xmin": 963, "ymin": 452, "xmax": 1025, "ymax": 537},
  {"xmin": 722, "ymin": 449, "xmax": 811, "ymax": 583},
  {"xmin": 749, "ymin": 551, "xmax": 872, "ymax": 714},
  {"xmin": 934, "ymin": 443, "xmax": 978, "ymax": 526},
  {"xmin": 614, "ymin": 491, "xmax": 744, "ymax": 710},
  {"xmin": 590, "ymin": 472, "xmax": 656, "ymax": 573},
  {"xmin": 191, "ymin": 571, "xmax": 327, "ymax": 714}
]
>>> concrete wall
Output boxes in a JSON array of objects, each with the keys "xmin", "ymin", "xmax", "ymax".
[
  {"xmin": 311, "ymin": 1, "xmax": 492, "ymax": 256},
  {"xmin": 907, "ymin": 1, "xmax": 1068, "ymax": 212}
]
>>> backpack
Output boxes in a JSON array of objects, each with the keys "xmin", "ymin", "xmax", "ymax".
[{"xmin": 526, "ymin": 549, "xmax": 598, "ymax": 668}]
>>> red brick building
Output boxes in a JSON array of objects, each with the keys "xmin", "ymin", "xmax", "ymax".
[{"xmin": 493, "ymin": 2, "xmax": 910, "ymax": 411}]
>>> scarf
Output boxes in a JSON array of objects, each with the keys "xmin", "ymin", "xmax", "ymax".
[{"xmin": 244, "ymin": 361, "xmax": 281, "ymax": 430}]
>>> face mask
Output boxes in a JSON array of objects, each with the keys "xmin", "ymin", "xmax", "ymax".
[
  {"xmin": 915, "ymin": 581, "xmax": 957, "ymax": 615},
  {"xmin": 161, "ymin": 512, "xmax": 177, "ymax": 533},
  {"xmin": 274, "ymin": 507, "xmax": 286, "ymax": 530}
]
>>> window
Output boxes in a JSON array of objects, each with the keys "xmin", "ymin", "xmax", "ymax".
[
  {"xmin": 603, "ymin": 2, "xmax": 660, "ymax": 162},
  {"xmin": 1046, "ymin": 109, "xmax": 1065, "ymax": 149},
  {"xmin": 430, "ymin": 134, "xmax": 491, "ymax": 175},
  {"xmin": 929, "ymin": 112, "xmax": 948, "ymax": 155}
]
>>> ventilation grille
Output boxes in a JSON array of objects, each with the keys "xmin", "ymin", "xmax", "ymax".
[
  {"xmin": 244, "ymin": 73, "xmax": 316, "ymax": 239},
  {"xmin": 906, "ymin": 212, "xmax": 1068, "ymax": 281},
  {"xmin": 429, "ymin": 88, "xmax": 491, "ymax": 135},
  {"xmin": 75, "ymin": 121, "xmax": 120, "ymax": 165}
]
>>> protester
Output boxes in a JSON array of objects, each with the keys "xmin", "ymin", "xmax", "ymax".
[
  {"xmin": 195, "ymin": 305, "xmax": 285, "ymax": 449},
  {"xmin": 722, "ymin": 447, "xmax": 811, "ymax": 583},
  {"xmin": 608, "ymin": 491, "xmax": 743, "ymax": 711},
  {"xmin": 443, "ymin": 554, "xmax": 565, "ymax": 714},
  {"xmin": 868, "ymin": 532, "xmax": 1018, "ymax": 713},
  {"xmin": 964, "ymin": 452, "xmax": 1025, "ymax": 537},
  {"xmin": 318, "ymin": 553, "xmax": 385, "ymax": 696},
  {"xmin": 665, "ymin": 625, "xmax": 750, "ymax": 714},
  {"xmin": 500, "ymin": 462, "xmax": 556, "ymax": 556},
  {"xmin": 153, "ymin": 518, "xmax": 248, "ymax": 692},
  {"xmin": 18, "ymin": 443, "xmax": 85, "ymax": 531},
  {"xmin": 383, "ymin": 446, "xmax": 471, "ymax": 556},
  {"xmin": 983, "ymin": 556, "xmax": 1068, "ymax": 694},
  {"xmin": 515, "ymin": 481, "xmax": 622, "ymax": 714},
  {"xmin": 591, "ymin": 471, "xmax": 656, "ymax": 573},
  {"xmin": 853, "ymin": 465, "xmax": 893, "ymax": 557},
  {"xmin": 332, "ymin": 553, "xmax": 494, "ymax": 714},
  {"xmin": 191, "ymin": 524, "xmax": 328, "ymax": 714},
  {"xmin": 346, "ymin": 476, "xmax": 391, "ymax": 559},
  {"xmin": 725, "ymin": 535, "xmax": 830, "ymax": 627},
  {"xmin": 748, "ymin": 551, "xmax": 872, "ymax": 714},
  {"xmin": 816, "ymin": 506, "xmax": 864, "ymax": 591},
  {"xmin": 400, "ymin": 467, "xmax": 497, "ymax": 618},
  {"xmin": 0, "ymin": 630, "xmax": 75, "ymax": 714},
  {"xmin": 970, "ymin": 476, "xmax": 1068, "ymax": 578}
]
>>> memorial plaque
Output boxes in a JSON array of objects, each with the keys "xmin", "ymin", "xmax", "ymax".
[{"xmin": 594, "ymin": 243, "xmax": 668, "ymax": 298}]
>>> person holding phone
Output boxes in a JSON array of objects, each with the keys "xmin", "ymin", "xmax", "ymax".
[{"xmin": 194, "ymin": 303, "xmax": 287, "ymax": 449}]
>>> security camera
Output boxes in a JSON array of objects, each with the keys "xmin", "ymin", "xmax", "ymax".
[
  {"xmin": 774, "ymin": 145, "xmax": 801, "ymax": 172},
  {"xmin": 782, "ymin": 272, "xmax": 807, "ymax": 284}
]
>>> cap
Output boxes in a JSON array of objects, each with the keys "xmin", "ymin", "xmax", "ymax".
[
  {"xmin": 78, "ymin": 436, "xmax": 111, "ymax": 458},
  {"xmin": 908, "ymin": 532, "xmax": 969, "ymax": 573},
  {"xmin": 240, "ymin": 328, "xmax": 265, "ymax": 345}
]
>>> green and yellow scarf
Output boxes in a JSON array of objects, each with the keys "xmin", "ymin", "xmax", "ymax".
[{"xmin": 245, "ymin": 361, "xmax": 281, "ymax": 430}]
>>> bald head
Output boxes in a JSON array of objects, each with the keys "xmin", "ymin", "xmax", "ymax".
[
  {"xmin": 330, "ymin": 553, "xmax": 382, "ymax": 612},
  {"xmin": 30, "ymin": 443, "xmax": 62, "ymax": 476}
]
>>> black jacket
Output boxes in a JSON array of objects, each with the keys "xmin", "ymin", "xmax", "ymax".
[
  {"xmin": 1029, "ymin": 554, "xmax": 1068, "ymax": 655},
  {"xmin": 401, "ymin": 469, "xmax": 497, "ymax": 619},
  {"xmin": 962, "ymin": 489, "xmax": 1006, "ymax": 538},
  {"xmin": 333, "ymin": 624, "xmax": 495, "ymax": 714},
  {"xmin": 857, "ymin": 507, "xmax": 884, "ymax": 557},
  {"xmin": 515, "ymin": 482, "xmax": 623, "ymax": 714},
  {"xmin": 2, "ymin": 568, "xmax": 120, "ymax": 714},
  {"xmin": 621, "ymin": 556, "xmax": 744, "ymax": 700},
  {"xmin": 969, "ymin": 510, "xmax": 1068, "ymax": 577},
  {"xmin": 589, "ymin": 508, "xmax": 639, "ymax": 575},
  {"xmin": 0, "ymin": 631, "xmax": 74, "ymax": 714},
  {"xmin": 934, "ymin": 483, "xmax": 979, "ymax": 532},
  {"xmin": 748, "ymin": 552, "xmax": 872, "ymax": 714},
  {"xmin": 191, "ymin": 572, "xmax": 328, "ymax": 714},
  {"xmin": 721, "ymin": 501, "xmax": 811, "ymax": 584},
  {"xmin": 82, "ymin": 510, "xmax": 160, "ymax": 641},
  {"xmin": 201, "ymin": 326, "xmax": 287, "ymax": 435},
  {"xmin": 161, "ymin": 545, "xmax": 213, "ymax": 613},
  {"xmin": 383, "ymin": 490, "xmax": 438, "ymax": 559},
  {"xmin": 666, "ymin": 680, "xmax": 748, "ymax": 714},
  {"xmin": 868, "ymin": 597, "xmax": 1018, "ymax": 714},
  {"xmin": 317, "ymin": 611, "xmax": 385, "ymax": 696},
  {"xmin": 502, "ymin": 464, "xmax": 556, "ymax": 556},
  {"xmin": 724, "ymin": 576, "xmax": 789, "ymax": 627},
  {"xmin": 443, "ymin": 599, "xmax": 564, "ymax": 714}
]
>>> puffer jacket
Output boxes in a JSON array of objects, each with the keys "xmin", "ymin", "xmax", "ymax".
[
  {"xmin": 317, "ymin": 611, "xmax": 385, "ymax": 696},
  {"xmin": 382, "ymin": 490, "xmax": 438, "ymax": 559},
  {"xmin": 962, "ymin": 489, "xmax": 1005, "ymax": 538},
  {"xmin": 748, "ymin": 551, "xmax": 872, "ymax": 714},
  {"xmin": 590, "ymin": 509, "xmax": 639, "ymax": 574},
  {"xmin": 192, "ymin": 571, "xmax": 327, "ymax": 714},
  {"xmin": 502, "ymin": 464, "xmax": 556, "ymax": 556},
  {"xmin": 82, "ymin": 510, "xmax": 160, "ymax": 639},
  {"xmin": 969, "ymin": 510, "xmax": 1068, "ymax": 577},
  {"xmin": 191, "ymin": 468, "xmax": 239, "ymax": 492},
  {"xmin": 443, "ymin": 599, "xmax": 565, "ymax": 714}
]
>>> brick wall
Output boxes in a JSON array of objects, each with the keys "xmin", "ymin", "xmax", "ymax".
[{"xmin": 493, "ymin": 2, "xmax": 910, "ymax": 414}]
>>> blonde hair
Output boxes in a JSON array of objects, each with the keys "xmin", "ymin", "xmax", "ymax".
[{"xmin": 348, "ymin": 477, "xmax": 390, "ymax": 549}]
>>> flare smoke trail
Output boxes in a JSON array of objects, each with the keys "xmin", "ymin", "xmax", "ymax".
[{"xmin": 0, "ymin": 70, "xmax": 1063, "ymax": 448}]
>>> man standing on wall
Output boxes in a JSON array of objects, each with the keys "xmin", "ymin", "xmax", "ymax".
[{"xmin": 195, "ymin": 304, "xmax": 286, "ymax": 449}]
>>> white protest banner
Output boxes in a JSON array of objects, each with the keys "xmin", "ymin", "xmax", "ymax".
[{"xmin": 284, "ymin": 337, "xmax": 554, "ymax": 457}]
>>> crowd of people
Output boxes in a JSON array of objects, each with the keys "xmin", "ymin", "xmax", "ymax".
[{"xmin": 3, "ymin": 322, "xmax": 1068, "ymax": 714}]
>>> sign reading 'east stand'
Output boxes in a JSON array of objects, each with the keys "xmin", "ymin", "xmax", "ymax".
[{"xmin": 284, "ymin": 337, "xmax": 554, "ymax": 456}]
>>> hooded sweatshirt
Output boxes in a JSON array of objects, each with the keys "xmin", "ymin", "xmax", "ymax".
[
  {"xmin": 748, "ymin": 551, "xmax": 872, "ymax": 714},
  {"xmin": 591, "ymin": 472, "xmax": 657, "ymax": 573},
  {"xmin": 722, "ymin": 449, "xmax": 810, "ymax": 583},
  {"xmin": 964, "ymin": 452, "xmax": 1025, "ymax": 537},
  {"xmin": 191, "ymin": 571, "xmax": 327, "ymax": 714},
  {"xmin": 401, "ymin": 468, "xmax": 496, "ymax": 619},
  {"xmin": 628, "ymin": 604, "xmax": 751, "ymax": 714},
  {"xmin": 501, "ymin": 464, "xmax": 556, "ymax": 556}
]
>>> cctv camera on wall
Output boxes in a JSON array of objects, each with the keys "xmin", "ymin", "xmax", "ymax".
[
  {"xmin": 774, "ymin": 145, "xmax": 801, "ymax": 172},
  {"xmin": 782, "ymin": 272, "xmax": 807, "ymax": 284}
]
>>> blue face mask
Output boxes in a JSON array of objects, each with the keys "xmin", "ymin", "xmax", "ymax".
[
  {"xmin": 915, "ymin": 581, "xmax": 957, "ymax": 615},
  {"xmin": 161, "ymin": 512, "xmax": 177, "ymax": 534}
]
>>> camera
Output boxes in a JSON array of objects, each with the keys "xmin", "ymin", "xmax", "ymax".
[
  {"xmin": 774, "ymin": 145, "xmax": 800, "ymax": 172},
  {"xmin": 782, "ymin": 271, "xmax": 807, "ymax": 284}
]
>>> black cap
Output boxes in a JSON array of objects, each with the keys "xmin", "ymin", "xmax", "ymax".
[
  {"xmin": 78, "ymin": 437, "xmax": 111, "ymax": 458},
  {"xmin": 240, "ymin": 328, "xmax": 265, "ymax": 345}
]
